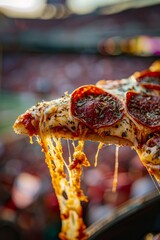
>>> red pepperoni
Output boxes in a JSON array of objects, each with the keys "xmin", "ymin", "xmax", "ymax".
[
  {"xmin": 126, "ymin": 91, "xmax": 160, "ymax": 129},
  {"xmin": 21, "ymin": 113, "xmax": 38, "ymax": 136},
  {"xmin": 136, "ymin": 71, "xmax": 160, "ymax": 90},
  {"xmin": 71, "ymin": 85, "xmax": 124, "ymax": 129},
  {"xmin": 147, "ymin": 134, "xmax": 160, "ymax": 148}
]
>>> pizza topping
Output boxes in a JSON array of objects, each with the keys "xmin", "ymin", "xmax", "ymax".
[
  {"xmin": 122, "ymin": 131, "xmax": 127, "ymax": 138},
  {"xmin": 147, "ymin": 134, "xmax": 160, "ymax": 148},
  {"xmin": 96, "ymin": 78, "xmax": 137, "ymax": 99},
  {"xmin": 21, "ymin": 113, "xmax": 38, "ymax": 136},
  {"xmin": 145, "ymin": 134, "xmax": 160, "ymax": 161},
  {"xmin": 126, "ymin": 91, "xmax": 160, "ymax": 128},
  {"xmin": 71, "ymin": 85, "xmax": 124, "ymax": 129},
  {"xmin": 135, "ymin": 71, "xmax": 160, "ymax": 90}
]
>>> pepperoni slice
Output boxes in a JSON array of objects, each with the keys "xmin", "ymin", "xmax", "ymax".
[
  {"xmin": 71, "ymin": 85, "xmax": 124, "ymax": 129},
  {"xmin": 126, "ymin": 91, "xmax": 160, "ymax": 129},
  {"xmin": 136, "ymin": 71, "xmax": 160, "ymax": 90},
  {"xmin": 21, "ymin": 113, "xmax": 38, "ymax": 136}
]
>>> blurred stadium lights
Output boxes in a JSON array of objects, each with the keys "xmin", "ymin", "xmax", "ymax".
[
  {"xmin": 12, "ymin": 172, "xmax": 41, "ymax": 209},
  {"xmin": 67, "ymin": 0, "xmax": 120, "ymax": 14},
  {"xmin": 0, "ymin": 0, "xmax": 46, "ymax": 18},
  {"xmin": 0, "ymin": 0, "xmax": 160, "ymax": 18},
  {"xmin": 98, "ymin": 36, "xmax": 160, "ymax": 56},
  {"xmin": 0, "ymin": 0, "xmax": 71, "ymax": 19},
  {"xmin": 41, "ymin": 3, "xmax": 70, "ymax": 19},
  {"xmin": 100, "ymin": 0, "xmax": 160, "ymax": 15},
  {"xmin": 67, "ymin": 0, "xmax": 160, "ymax": 14}
]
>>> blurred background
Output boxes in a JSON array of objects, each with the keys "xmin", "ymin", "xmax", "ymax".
[{"xmin": 0, "ymin": 0, "xmax": 160, "ymax": 239}]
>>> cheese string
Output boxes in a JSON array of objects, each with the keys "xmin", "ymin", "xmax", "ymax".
[
  {"xmin": 94, "ymin": 142, "xmax": 104, "ymax": 167},
  {"xmin": 39, "ymin": 136, "xmax": 88, "ymax": 239},
  {"xmin": 67, "ymin": 139, "xmax": 72, "ymax": 165},
  {"xmin": 112, "ymin": 145, "xmax": 119, "ymax": 192}
]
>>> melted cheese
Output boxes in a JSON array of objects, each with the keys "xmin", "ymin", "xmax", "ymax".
[
  {"xmin": 112, "ymin": 146, "xmax": 119, "ymax": 192},
  {"xmin": 94, "ymin": 142, "xmax": 104, "ymax": 167},
  {"xmin": 135, "ymin": 142, "xmax": 160, "ymax": 185},
  {"xmin": 37, "ymin": 134, "xmax": 89, "ymax": 240}
]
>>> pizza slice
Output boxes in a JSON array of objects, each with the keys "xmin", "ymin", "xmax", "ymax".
[{"xmin": 13, "ymin": 60, "xmax": 160, "ymax": 240}]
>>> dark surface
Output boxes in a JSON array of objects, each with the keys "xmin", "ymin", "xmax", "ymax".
[
  {"xmin": 87, "ymin": 191, "xmax": 160, "ymax": 240},
  {"xmin": 0, "ymin": 221, "xmax": 22, "ymax": 240}
]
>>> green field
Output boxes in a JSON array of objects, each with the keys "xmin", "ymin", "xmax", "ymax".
[{"xmin": 0, "ymin": 91, "xmax": 37, "ymax": 142}]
